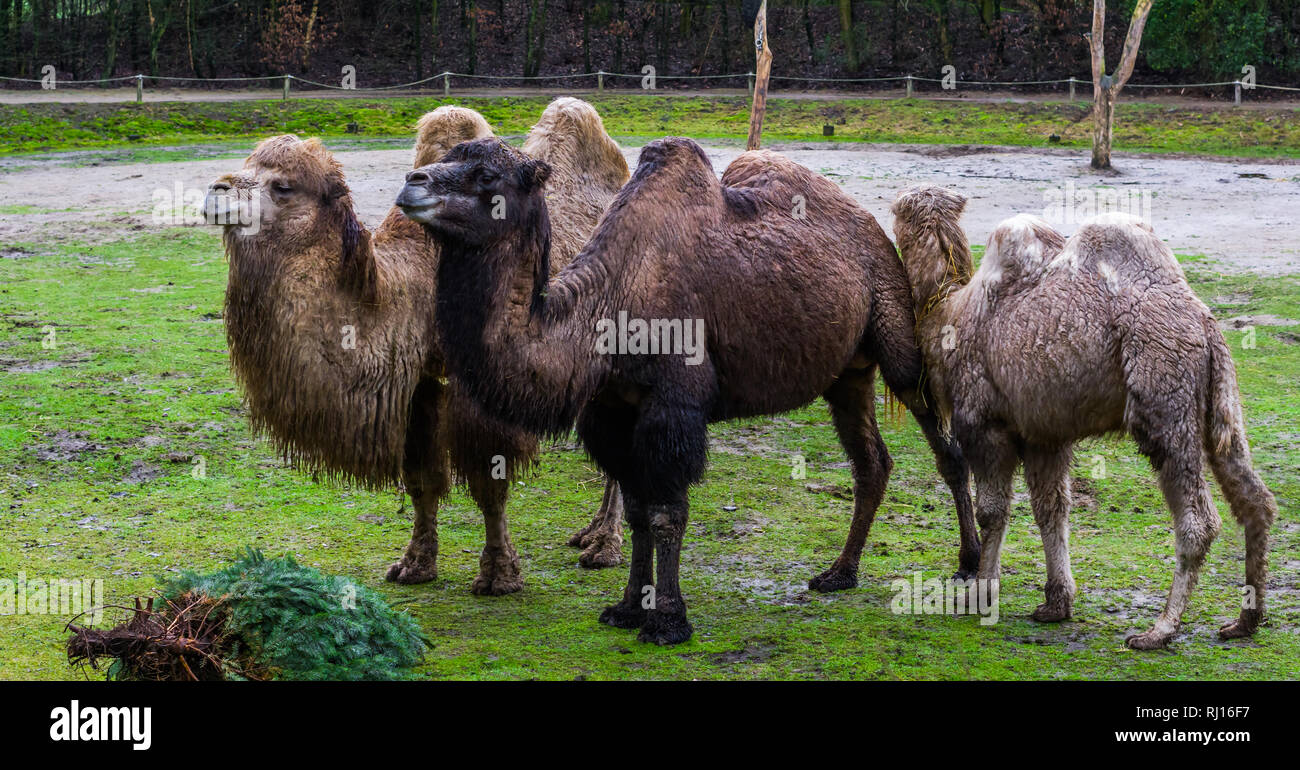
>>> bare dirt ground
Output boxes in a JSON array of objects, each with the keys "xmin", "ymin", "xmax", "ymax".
[{"xmin": 1, "ymin": 139, "xmax": 1297, "ymax": 274}]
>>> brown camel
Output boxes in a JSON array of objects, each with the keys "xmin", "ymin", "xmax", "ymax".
[
  {"xmin": 396, "ymin": 137, "xmax": 979, "ymax": 645},
  {"xmin": 890, "ymin": 185, "xmax": 1277, "ymax": 649},
  {"xmin": 204, "ymin": 100, "xmax": 631, "ymax": 596}
]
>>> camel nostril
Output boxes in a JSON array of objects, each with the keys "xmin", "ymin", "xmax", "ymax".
[{"xmin": 406, "ymin": 170, "xmax": 431, "ymax": 185}]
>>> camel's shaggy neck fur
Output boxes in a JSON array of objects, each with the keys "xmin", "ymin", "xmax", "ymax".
[{"xmin": 222, "ymin": 138, "xmax": 436, "ymax": 488}]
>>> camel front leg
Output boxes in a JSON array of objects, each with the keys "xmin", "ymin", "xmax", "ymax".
[
  {"xmin": 386, "ymin": 470, "xmax": 445, "ymax": 584},
  {"xmin": 639, "ymin": 498, "xmax": 693, "ymax": 646},
  {"xmin": 1024, "ymin": 445, "xmax": 1076, "ymax": 622},
  {"xmin": 387, "ymin": 380, "xmax": 450, "ymax": 584},
  {"xmin": 466, "ymin": 470, "xmax": 523, "ymax": 596},
  {"xmin": 599, "ymin": 492, "xmax": 653, "ymax": 629},
  {"xmin": 567, "ymin": 475, "xmax": 625, "ymax": 568},
  {"xmin": 963, "ymin": 428, "xmax": 1016, "ymax": 613}
]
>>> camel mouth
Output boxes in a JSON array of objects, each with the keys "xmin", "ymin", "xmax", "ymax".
[
  {"xmin": 202, "ymin": 191, "xmax": 260, "ymax": 233},
  {"xmin": 395, "ymin": 190, "xmax": 448, "ymax": 224}
]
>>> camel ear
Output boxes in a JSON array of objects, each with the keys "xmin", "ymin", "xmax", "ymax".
[{"xmin": 520, "ymin": 158, "xmax": 552, "ymax": 191}]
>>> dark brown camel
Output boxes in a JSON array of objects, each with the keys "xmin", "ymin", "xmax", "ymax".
[{"xmin": 396, "ymin": 136, "xmax": 979, "ymax": 644}]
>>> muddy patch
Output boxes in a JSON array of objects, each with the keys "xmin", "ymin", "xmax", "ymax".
[
  {"xmin": 1218, "ymin": 314, "xmax": 1300, "ymax": 330},
  {"xmin": 31, "ymin": 430, "xmax": 102, "ymax": 462},
  {"xmin": 697, "ymin": 642, "xmax": 777, "ymax": 665},
  {"xmin": 123, "ymin": 460, "xmax": 163, "ymax": 484}
]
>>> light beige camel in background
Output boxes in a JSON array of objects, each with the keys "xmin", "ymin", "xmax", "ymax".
[{"xmin": 892, "ymin": 185, "xmax": 1276, "ymax": 649}]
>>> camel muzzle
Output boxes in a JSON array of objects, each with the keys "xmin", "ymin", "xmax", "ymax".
[{"xmin": 395, "ymin": 183, "xmax": 448, "ymax": 224}]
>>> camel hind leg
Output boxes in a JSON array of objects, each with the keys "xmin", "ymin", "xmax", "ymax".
[
  {"xmin": 566, "ymin": 476, "xmax": 625, "ymax": 569},
  {"xmin": 809, "ymin": 367, "xmax": 892, "ymax": 592},
  {"xmin": 1023, "ymin": 444, "xmax": 1076, "ymax": 622},
  {"xmin": 1208, "ymin": 441, "xmax": 1276, "ymax": 639}
]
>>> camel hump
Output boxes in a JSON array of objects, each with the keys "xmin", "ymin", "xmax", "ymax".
[
  {"xmin": 719, "ymin": 149, "xmax": 815, "ymax": 193},
  {"xmin": 627, "ymin": 137, "xmax": 718, "ymax": 195},
  {"xmin": 1069, "ymin": 212, "xmax": 1177, "ymax": 276},
  {"xmin": 531, "ymin": 97, "xmax": 604, "ymax": 137},
  {"xmin": 413, "ymin": 106, "xmax": 494, "ymax": 168},
  {"xmin": 980, "ymin": 214, "xmax": 1066, "ymax": 284},
  {"xmin": 524, "ymin": 97, "xmax": 629, "ymax": 186}
]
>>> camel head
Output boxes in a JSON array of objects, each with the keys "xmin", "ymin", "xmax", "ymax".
[
  {"xmin": 206, "ymin": 135, "xmax": 373, "ymax": 301},
  {"xmin": 397, "ymin": 137, "xmax": 552, "ymax": 249},
  {"xmin": 890, "ymin": 184, "xmax": 974, "ymax": 312},
  {"xmin": 204, "ymin": 134, "xmax": 360, "ymax": 247}
]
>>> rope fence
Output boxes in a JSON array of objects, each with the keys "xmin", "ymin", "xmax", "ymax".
[{"xmin": 1, "ymin": 69, "xmax": 1297, "ymax": 104}]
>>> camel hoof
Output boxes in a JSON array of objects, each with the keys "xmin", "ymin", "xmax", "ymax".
[
  {"xmin": 1125, "ymin": 630, "xmax": 1173, "ymax": 651},
  {"xmin": 385, "ymin": 559, "xmax": 437, "ymax": 585},
  {"xmin": 809, "ymin": 567, "xmax": 858, "ymax": 593},
  {"xmin": 1031, "ymin": 602, "xmax": 1072, "ymax": 623},
  {"xmin": 471, "ymin": 547, "xmax": 522, "ymax": 596},
  {"xmin": 599, "ymin": 601, "xmax": 647, "ymax": 629},
  {"xmin": 567, "ymin": 525, "xmax": 594, "ymax": 548},
  {"xmin": 637, "ymin": 612, "xmax": 693, "ymax": 646},
  {"xmin": 1218, "ymin": 615, "xmax": 1260, "ymax": 640},
  {"xmin": 578, "ymin": 534, "xmax": 624, "ymax": 569},
  {"xmin": 471, "ymin": 575, "xmax": 523, "ymax": 596}
]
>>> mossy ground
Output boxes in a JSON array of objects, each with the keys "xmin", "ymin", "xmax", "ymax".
[
  {"xmin": 2, "ymin": 94, "xmax": 1298, "ymax": 159},
  {"xmin": 2, "ymin": 229, "xmax": 1296, "ymax": 680}
]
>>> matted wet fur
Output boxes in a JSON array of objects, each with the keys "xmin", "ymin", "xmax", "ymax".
[
  {"xmin": 208, "ymin": 101, "xmax": 630, "ymax": 595},
  {"xmin": 398, "ymin": 136, "xmax": 979, "ymax": 645},
  {"xmin": 891, "ymin": 185, "xmax": 1277, "ymax": 649}
]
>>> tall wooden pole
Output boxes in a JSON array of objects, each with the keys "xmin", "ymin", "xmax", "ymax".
[{"xmin": 746, "ymin": 1, "xmax": 772, "ymax": 151}]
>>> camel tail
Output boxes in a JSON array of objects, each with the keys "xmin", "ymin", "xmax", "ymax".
[{"xmin": 1205, "ymin": 318, "xmax": 1245, "ymax": 459}]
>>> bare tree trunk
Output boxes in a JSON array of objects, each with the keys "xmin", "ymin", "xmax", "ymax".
[
  {"xmin": 613, "ymin": 0, "xmax": 624, "ymax": 75},
  {"xmin": 747, "ymin": 0, "xmax": 772, "ymax": 150},
  {"xmin": 523, "ymin": 0, "xmax": 547, "ymax": 78},
  {"xmin": 430, "ymin": 0, "xmax": 439, "ymax": 71},
  {"xmin": 414, "ymin": 1, "xmax": 423, "ymax": 80},
  {"xmin": 463, "ymin": 0, "xmax": 477, "ymax": 74},
  {"xmin": 0, "ymin": 0, "xmax": 13, "ymax": 74},
  {"xmin": 932, "ymin": 0, "xmax": 953, "ymax": 65},
  {"xmin": 802, "ymin": 0, "xmax": 815, "ymax": 64},
  {"xmin": 837, "ymin": 0, "xmax": 857, "ymax": 72},
  {"xmin": 1089, "ymin": 0, "xmax": 1155, "ymax": 170}
]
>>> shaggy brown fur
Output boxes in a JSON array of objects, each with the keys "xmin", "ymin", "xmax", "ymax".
[
  {"xmin": 891, "ymin": 185, "xmax": 1277, "ymax": 649},
  {"xmin": 206, "ymin": 101, "xmax": 630, "ymax": 595},
  {"xmin": 398, "ymin": 137, "xmax": 979, "ymax": 645}
]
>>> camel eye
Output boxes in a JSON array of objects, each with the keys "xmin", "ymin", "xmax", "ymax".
[
  {"xmin": 478, "ymin": 171, "xmax": 498, "ymax": 185},
  {"xmin": 272, "ymin": 182, "xmax": 293, "ymax": 194}
]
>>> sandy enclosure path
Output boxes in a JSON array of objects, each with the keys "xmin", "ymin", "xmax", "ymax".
[{"xmin": 1, "ymin": 140, "xmax": 1297, "ymax": 274}]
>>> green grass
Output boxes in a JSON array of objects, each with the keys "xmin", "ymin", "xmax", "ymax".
[
  {"xmin": 2, "ymin": 95, "xmax": 1298, "ymax": 159},
  {"xmin": 1, "ymin": 229, "xmax": 1297, "ymax": 680}
]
